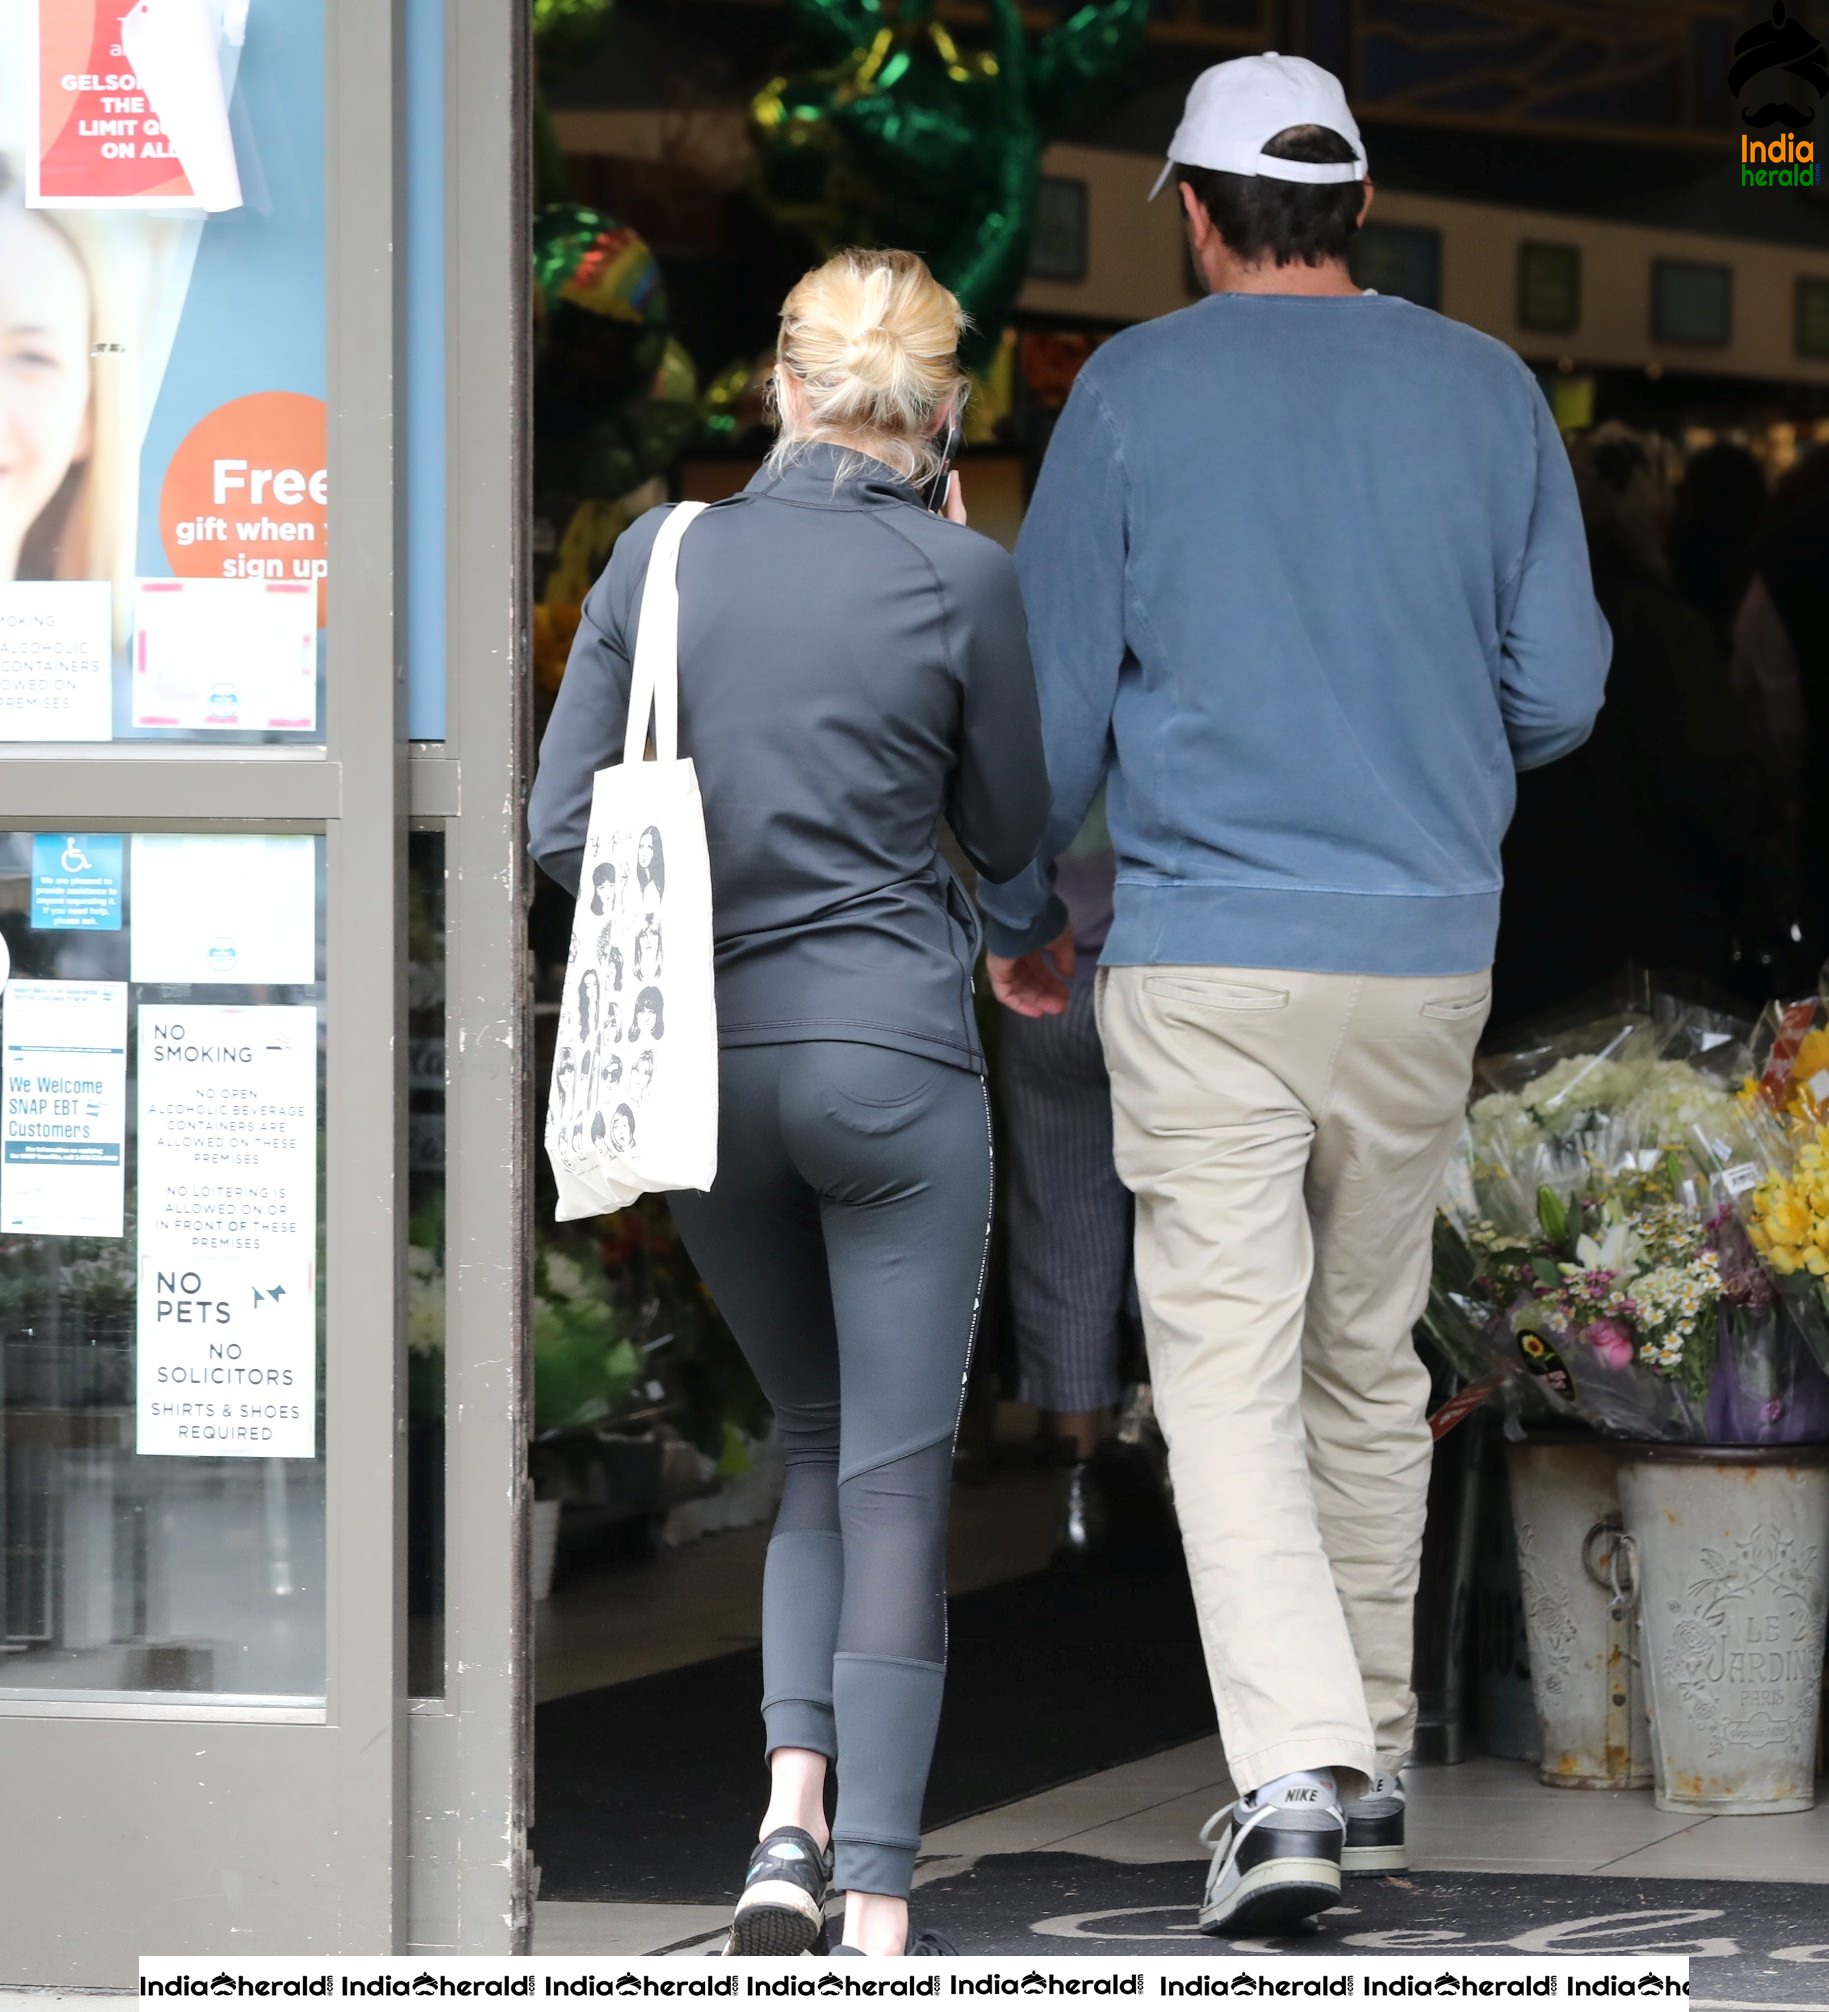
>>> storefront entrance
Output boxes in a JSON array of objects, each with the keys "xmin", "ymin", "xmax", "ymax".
[
  {"xmin": 8, "ymin": 0, "xmax": 1829, "ymax": 1984},
  {"xmin": 0, "ymin": 0, "xmax": 530, "ymax": 1978}
]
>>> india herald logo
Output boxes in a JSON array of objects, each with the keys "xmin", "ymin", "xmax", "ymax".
[{"xmin": 1730, "ymin": 3, "xmax": 1829, "ymax": 129}]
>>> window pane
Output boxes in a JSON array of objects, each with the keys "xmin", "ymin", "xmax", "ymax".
[
  {"xmin": 0, "ymin": 4, "xmax": 327, "ymax": 747},
  {"xmin": 0, "ymin": 831, "xmax": 326, "ymax": 1701},
  {"xmin": 407, "ymin": 830, "xmax": 445, "ymax": 1698}
]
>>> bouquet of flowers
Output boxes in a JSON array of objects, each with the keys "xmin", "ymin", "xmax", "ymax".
[
  {"xmin": 1454, "ymin": 1164, "xmax": 1719, "ymax": 1441},
  {"xmin": 533, "ymin": 1238, "xmax": 644, "ymax": 1436},
  {"xmin": 1746, "ymin": 1128, "xmax": 1829, "ymax": 1318},
  {"xmin": 1732, "ymin": 985, "xmax": 1829, "ymax": 1385},
  {"xmin": 1433, "ymin": 997, "xmax": 1829, "ymax": 1445}
]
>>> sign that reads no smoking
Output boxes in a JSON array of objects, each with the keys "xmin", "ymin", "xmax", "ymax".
[{"xmin": 134, "ymin": 1003, "xmax": 318, "ymax": 1458}]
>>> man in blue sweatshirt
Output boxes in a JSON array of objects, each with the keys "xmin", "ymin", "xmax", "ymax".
[{"xmin": 981, "ymin": 53, "xmax": 1610, "ymax": 1938}]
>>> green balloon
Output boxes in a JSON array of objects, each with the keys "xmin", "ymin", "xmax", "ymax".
[
  {"xmin": 533, "ymin": 210, "xmax": 689, "ymax": 496},
  {"xmin": 533, "ymin": 0, "xmax": 614, "ymax": 72},
  {"xmin": 752, "ymin": 0, "xmax": 1146, "ymax": 367}
]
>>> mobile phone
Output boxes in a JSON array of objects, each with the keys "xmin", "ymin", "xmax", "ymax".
[{"xmin": 924, "ymin": 410, "xmax": 963, "ymax": 514}]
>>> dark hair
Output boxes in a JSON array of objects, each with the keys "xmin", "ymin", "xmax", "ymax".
[
  {"xmin": 637, "ymin": 827, "xmax": 665, "ymax": 901},
  {"xmin": 590, "ymin": 1109, "xmax": 607, "ymax": 1145},
  {"xmin": 611, "ymin": 1103, "xmax": 637, "ymax": 1144},
  {"xmin": 589, "ymin": 861, "xmax": 616, "ymax": 915},
  {"xmin": 1176, "ymin": 125, "xmax": 1364, "ymax": 271},
  {"xmin": 605, "ymin": 943, "xmax": 624, "ymax": 990},
  {"xmin": 630, "ymin": 986, "xmax": 665, "ymax": 1038}
]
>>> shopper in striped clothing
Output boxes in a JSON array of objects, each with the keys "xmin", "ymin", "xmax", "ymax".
[{"xmin": 997, "ymin": 799, "xmax": 1141, "ymax": 1556}]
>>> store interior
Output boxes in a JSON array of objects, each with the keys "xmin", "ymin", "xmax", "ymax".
[
  {"xmin": 12, "ymin": 0, "xmax": 1829, "ymax": 1976},
  {"xmin": 443, "ymin": 0, "xmax": 1829, "ymax": 1953}
]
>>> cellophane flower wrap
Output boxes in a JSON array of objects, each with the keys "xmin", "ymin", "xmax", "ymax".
[
  {"xmin": 1737, "ymin": 985, "xmax": 1829, "ymax": 1386},
  {"xmin": 1431, "ymin": 994, "xmax": 1829, "ymax": 1444}
]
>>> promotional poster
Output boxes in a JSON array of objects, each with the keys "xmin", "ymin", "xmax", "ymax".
[{"xmin": 0, "ymin": 0, "xmax": 326, "ymax": 742}]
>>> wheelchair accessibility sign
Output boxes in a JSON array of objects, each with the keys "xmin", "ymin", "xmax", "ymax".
[{"xmin": 31, "ymin": 835, "xmax": 125, "ymax": 932}]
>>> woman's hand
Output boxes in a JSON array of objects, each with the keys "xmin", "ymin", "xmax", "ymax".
[
  {"xmin": 986, "ymin": 928, "xmax": 1075, "ymax": 1017},
  {"xmin": 943, "ymin": 472, "xmax": 967, "ymax": 525}
]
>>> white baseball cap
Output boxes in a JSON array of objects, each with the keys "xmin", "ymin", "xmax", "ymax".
[{"xmin": 1148, "ymin": 52, "xmax": 1368, "ymax": 199}]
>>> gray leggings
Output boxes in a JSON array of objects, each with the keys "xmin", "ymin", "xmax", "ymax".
[{"xmin": 668, "ymin": 1040, "xmax": 992, "ymax": 1900}]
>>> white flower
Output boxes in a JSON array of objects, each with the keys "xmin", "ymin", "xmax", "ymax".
[
  {"xmin": 1572, "ymin": 1221, "xmax": 1642, "ymax": 1281},
  {"xmin": 1525, "ymin": 1054, "xmax": 1643, "ymax": 1131},
  {"xmin": 542, "ymin": 1251, "xmax": 589, "ymax": 1302},
  {"xmin": 407, "ymin": 1263, "xmax": 445, "ymax": 1356},
  {"xmin": 1622, "ymin": 1062, "xmax": 1743, "ymax": 1149}
]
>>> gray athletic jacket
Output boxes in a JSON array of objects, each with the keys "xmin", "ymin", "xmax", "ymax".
[{"xmin": 526, "ymin": 443, "xmax": 1051, "ymax": 1073}]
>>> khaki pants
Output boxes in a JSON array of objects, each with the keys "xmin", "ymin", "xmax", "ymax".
[{"xmin": 1097, "ymin": 965, "xmax": 1489, "ymax": 1798}]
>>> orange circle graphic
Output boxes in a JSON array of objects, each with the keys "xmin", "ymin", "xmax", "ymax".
[{"xmin": 160, "ymin": 392, "xmax": 329, "ymax": 625}]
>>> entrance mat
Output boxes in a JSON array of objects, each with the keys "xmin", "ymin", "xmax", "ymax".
[
  {"xmin": 894, "ymin": 1854, "xmax": 1829, "ymax": 1999},
  {"xmin": 532, "ymin": 1561, "xmax": 1211, "ymax": 1904}
]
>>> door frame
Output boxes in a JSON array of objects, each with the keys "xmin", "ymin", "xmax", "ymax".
[
  {"xmin": 402, "ymin": 0, "xmax": 535, "ymax": 1957},
  {"xmin": 0, "ymin": 0, "xmax": 531, "ymax": 1974}
]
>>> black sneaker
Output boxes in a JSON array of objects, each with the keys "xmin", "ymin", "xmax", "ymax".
[
  {"xmin": 1197, "ymin": 1782, "xmax": 1344, "ymax": 1936},
  {"xmin": 725, "ymin": 1826, "xmax": 832, "ymax": 1956},
  {"xmin": 1343, "ymin": 1772, "xmax": 1407, "ymax": 1876},
  {"xmin": 830, "ymin": 1929, "xmax": 958, "ymax": 1956}
]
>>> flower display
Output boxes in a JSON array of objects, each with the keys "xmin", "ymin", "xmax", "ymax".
[
  {"xmin": 1726, "ymin": 987, "xmax": 1829, "ymax": 1384},
  {"xmin": 1748, "ymin": 1126, "xmax": 1829, "ymax": 1284},
  {"xmin": 1432, "ymin": 996, "xmax": 1829, "ymax": 1446}
]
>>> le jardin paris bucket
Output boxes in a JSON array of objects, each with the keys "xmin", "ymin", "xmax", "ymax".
[
  {"xmin": 1616, "ymin": 1444, "xmax": 1829, "ymax": 1815},
  {"xmin": 1506, "ymin": 1437, "xmax": 1653, "ymax": 1789}
]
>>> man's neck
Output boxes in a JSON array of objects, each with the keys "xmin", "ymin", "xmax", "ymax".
[{"xmin": 1211, "ymin": 255, "xmax": 1361, "ymax": 299}]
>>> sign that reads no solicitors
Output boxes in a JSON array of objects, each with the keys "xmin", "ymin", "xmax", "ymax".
[{"xmin": 135, "ymin": 1003, "xmax": 318, "ymax": 1458}]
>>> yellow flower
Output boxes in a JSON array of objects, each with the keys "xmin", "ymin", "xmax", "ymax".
[{"xmin": 1794, "ymin": 1029, "xmax": 1829, "ymax": 1083}]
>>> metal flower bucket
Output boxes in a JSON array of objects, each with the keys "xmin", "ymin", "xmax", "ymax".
[
  {"xmin": 1617, "ymin": 1445, "xmax": 1829, "ymax": 1815},
  {"xmin": 1507, "ymin": 1438, "xmax": 1652, "ymax": 1789}
]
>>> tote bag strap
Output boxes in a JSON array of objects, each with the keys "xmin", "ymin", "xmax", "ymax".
[{"xmin": 622, "ymin": 502, "xmax": 709, "ymax": 767}]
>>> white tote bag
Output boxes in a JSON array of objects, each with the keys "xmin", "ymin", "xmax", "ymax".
[{"xmin": 546, "ymin": 503, "xmax": 718, "ymax": 1219}]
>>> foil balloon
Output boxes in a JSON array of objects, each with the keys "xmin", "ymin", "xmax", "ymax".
[
  {"xmin": 531, "ymin": 203, "xmax": 668, "ymax": 444},
  {"xmin": 639, "ymin": 337, "xmax": 704, "ymax": 477},
  {"xmin": 699, "ymin": 355, "xmax": 774, "ymax": 444},
  {"xmin": 532, "ymin": 208, "xmax": 686, "ymax": 506},
  {"xmin": 533, "ymin": 205, "xmax": 667, "ymax": 332},
  {"xmin": 532, "ymin": 0, "xmax": 615, "ymax": 72},
  {"xmin": 752, "ymin": 0, "xmax": 1146, "ymax": 367}
]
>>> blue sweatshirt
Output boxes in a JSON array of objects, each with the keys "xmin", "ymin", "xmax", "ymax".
[{"xmin": 979, "ymin": 291, "xmax": 1613, "ymax": 976}]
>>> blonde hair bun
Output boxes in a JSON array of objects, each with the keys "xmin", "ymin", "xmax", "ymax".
[{"xmin": 773, "ymin": 249, "xmax": 970, "ymax": 489}]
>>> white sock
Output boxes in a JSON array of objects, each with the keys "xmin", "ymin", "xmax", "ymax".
[{"xmin": 1251, "ymin": 1769, "xmax": 1338, "ymax": 1810}]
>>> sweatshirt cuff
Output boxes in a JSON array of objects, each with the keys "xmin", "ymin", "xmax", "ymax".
[
  {"xmin": 1509, "ymin": 715, "xmax": 1597, "ymax": 773},
  {"xmin": 982, "ymin": 893, "xmax": 1070, "ymax": 961}
]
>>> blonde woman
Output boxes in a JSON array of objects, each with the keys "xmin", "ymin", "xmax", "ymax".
[
  {"xmin": 0, "ymin": 159, "xmax": 134, "ymax": 593},
  {"xmin": 529, "ymin": 249, "xmax": 1050, "ymax": 1957}
]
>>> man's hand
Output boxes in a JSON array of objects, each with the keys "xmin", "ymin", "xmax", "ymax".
[{"xmin": 986, "ymin": 928, "xmax": 1076, "ymax": 1018}]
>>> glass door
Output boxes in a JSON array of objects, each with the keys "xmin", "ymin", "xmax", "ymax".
[{"xmin": 0, "ymin": 0, "xmax": 415, "ymax": 1977}]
